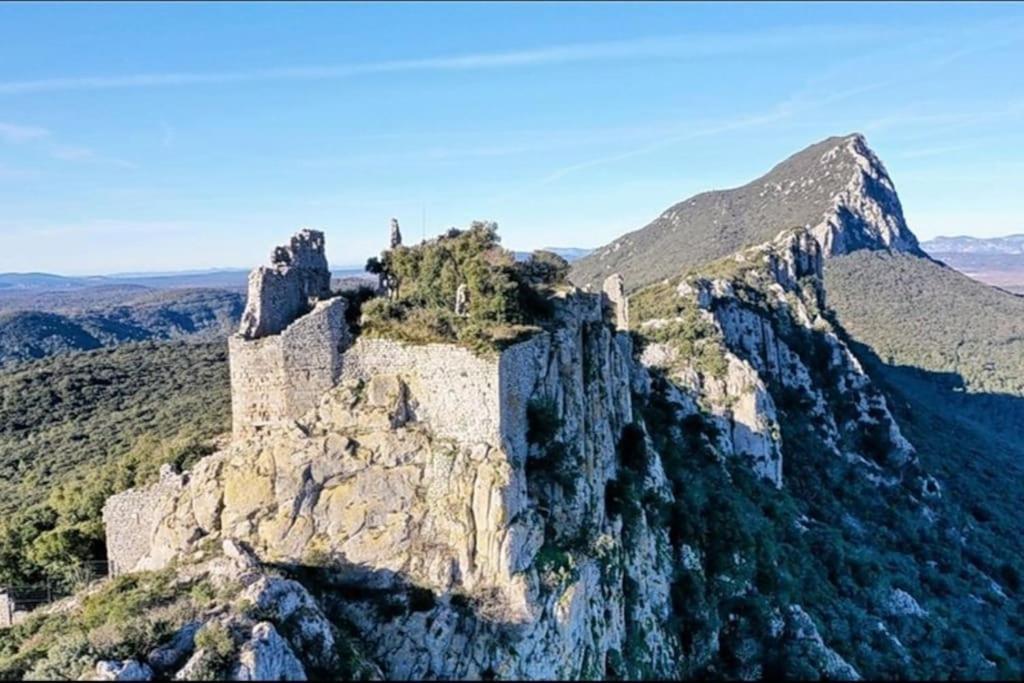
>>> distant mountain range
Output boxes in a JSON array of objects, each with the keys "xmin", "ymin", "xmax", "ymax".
[
  {"xmin": 0, "ymin": 266, "xmax": 373, "ymax": 368},
  {"xmin": 0, "ymin": 266, "xmax": 368, "ymax": 292},
  {"xmin": 922, "ymin": 234, "xmax": 1024, "ymax": 255},
  {"xmin": 920, "ymin": 236, "xmax": 1024, "ymax": 293},
  {"xmin": 0, "ymin": 288, "xmax": 245, "ymax": 368}
]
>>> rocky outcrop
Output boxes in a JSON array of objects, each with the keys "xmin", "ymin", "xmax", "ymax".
[
  {"xmin": 97, "ymin": 226, "xmax": 930, "ymax": 680},
  {"xmin": 602, "ymin": 273, "xmax": 629, "ymax": 331},
  {"xmin": 636, "ymin": 228, "xmax": 917, "ymax": 488},
  {"xmin": 92, "ymin": 659, "xmax": 153, "ymax": 681},
  {"xmin": 103, "ymin": 287, "xmax": 681, "ymax": 679},
  {"xmin": 811, "ymin": 134, "xmax": 922, "ymax": 257},
  {"xmin": 570, "ymin": 133, "xmax": 925, "ymax": 292}
]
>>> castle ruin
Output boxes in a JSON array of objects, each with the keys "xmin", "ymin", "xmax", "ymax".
[{"xmin": 229, "ymin": 229, "xmax": 350, "ymax": 437}]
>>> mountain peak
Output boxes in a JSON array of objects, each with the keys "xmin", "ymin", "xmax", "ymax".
[
  {"xmin": 572, "ymin": 134, "xmax": 925, "ymax": 291},
  {"xmin": 787, "ymin": 132, "xmax": 923, "ymax": 257}
]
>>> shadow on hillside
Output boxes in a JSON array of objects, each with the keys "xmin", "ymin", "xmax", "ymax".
[
  {"xmin": 267, "ymin": 557, "xmax": 528, "ymax": 628},
  {"xmin": 838, "ymin": 333, "xmax": 1024, "ymax": 541}
]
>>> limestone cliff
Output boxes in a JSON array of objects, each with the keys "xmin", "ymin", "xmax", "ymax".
[
  {"xmin": 634, "ymin": 228, "xmax": 923, "ymax": 491},
  {"xmin": 104, "ymin": 285, "xmax": 682, "ymax": 679}
]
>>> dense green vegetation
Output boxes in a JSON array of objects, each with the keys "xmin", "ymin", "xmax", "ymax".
[
  {"xmin": 613, "ymin": 251, "xmax": 1024, "ymax": 678},
  {"xmin": 630, "ymin": 349, "xmax": 1022, "ymax": 679},
  {"xmin": 826, "ymin": 251, "xmax": 1024, "ymax": 397},
  {"xmin": 0, "ymin": 341, "xmax": 230, "ymax": 588},
  {"xmin": 361, "ymin": 222, "xmax": 568, "ymax": 353}
]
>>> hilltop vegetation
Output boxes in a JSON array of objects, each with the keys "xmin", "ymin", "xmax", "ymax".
[
  {"xmin": 361, "ymin": 221, "xmax": 570, "ymax": 353},
  {"xmin": 570, "ymin": 134, "xmax": 920, "ymax": 291},
  {"xmin": 622, "ymin": 241, "xmax": 1024, "ymax": 679},
  {"xmin": 825, "ymin": 251, "xmax": 1024, "ymax": 397}
]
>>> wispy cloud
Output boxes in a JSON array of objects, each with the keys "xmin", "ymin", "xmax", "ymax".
[
  {"xmin": 0, "ymin": 120, "xmax": 134, "ymax": 168},
  {"xmin": 0, "ymin": 24, "xmax": 915, "ymax": 96},
  {"xmin": 0, "ymin": 121, "xmax": 50, "ymax": 143},
  {"xmin": 0, "ymin": 163, "xmax": 38, "ymax": 181},
  {"xmin": 49, "ymin": 143, "xmax": 136, "ymax": 168}
]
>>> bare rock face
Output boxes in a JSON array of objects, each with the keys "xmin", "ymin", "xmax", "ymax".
[
  {"xmin": 101, "ymin": 228, "xmax": 917, "ymax": 680},
  {"xmin": 638, "ymin": 228, "xmax": 917, "ymax": 489},
  {"xmin": 92, "ymin": 660, "xmax": 154, "ymax": 681},
  {"xmin": 810, "ymin": 134, "xmax": 921, "ymax": 257},
  {"xmin": 602, "ymin": 273, "xmax": 629, "ymax": 331},
  {"xmin": 238, "ymin": 229, "xmax": 331, "ymax": 340},
  {"xmin": 103, "ymin": 289, "xmax": 682, "ymax": 679},
  {"xmin": 232, "ymin": 623, "xmax": 306, "ymax": 681},
  {"xmin": 783, "ymin": 605, "xmax": 861, "ymax": 680}
]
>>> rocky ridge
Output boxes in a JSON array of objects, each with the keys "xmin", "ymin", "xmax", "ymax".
[{"xmin": 633, "ymin": 228, "xmax": 922, "ymax": 491}]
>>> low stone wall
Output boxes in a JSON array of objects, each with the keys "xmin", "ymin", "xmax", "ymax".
[
  {"xmin": 0, "ymin": 591, "xmax": 12, "ymax": 629},
  {"xmin": 230, "ymin": 297, "xmax": 349, "ymax": 437},
  {"xmin": 102, "ymin": 466, "xmax": 186, "ymax": 576}
]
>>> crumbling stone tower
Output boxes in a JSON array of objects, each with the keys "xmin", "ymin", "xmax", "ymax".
[
  {"xmin": 238, "ymin": 229, "xmax": 332, "ymax": 338},
  {"xmin": 229, "ymin": 229, "xmax": 350, "ymax": 437}
]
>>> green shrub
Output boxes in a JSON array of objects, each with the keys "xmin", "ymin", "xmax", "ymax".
[
  {"xmin": 194, "ymin": 621, "xmax": 235, "ymax": 661},
  {"xmin": 360, "ymin": 222, "xmax": 560, "ymax": 354},
  {"xmin": 526, "ymin": 398, "xmax": 561, "ymax": 444}
]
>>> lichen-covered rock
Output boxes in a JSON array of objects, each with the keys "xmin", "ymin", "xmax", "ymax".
[
  {"xmin": 93, "ymin": 227, "xmax": 941, "ymax": 681},
  {"xmin": 147, "ymin": 623, "xmax": 200, "ymax": 673},
  {"xmin": 783, "ymin": 605, "xmax": 861, "ymax": 680},
  {"xmin": 884, "ymin": 588, "xmax": 927, "ymax": 618},
  {"xmin": 641, "ymin": 228, "xmax": 919, "ymax": 488},
  {"xmin": 232, "ymin": 622, "xmax": 307, "ymax": 681},
  {"xmin": 92, "ymin": 660, "xmax": 153, "ymax": 681}
]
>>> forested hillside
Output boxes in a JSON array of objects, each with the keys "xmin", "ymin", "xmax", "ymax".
[
  {"xmin": 0, "ymin": 289, "xmax": 244, "ymax": 368},
  {"xmin": 0, "ymin": 341, "xmax": 230, "ymax": 586}
]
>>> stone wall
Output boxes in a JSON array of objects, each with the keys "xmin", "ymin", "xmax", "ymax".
[
  {"xmin": 238, "ymin": 229, "xmax": 332, "ymax": 340},
  {"xmin": 0, "ymin": 591, "xmax": 12, "ymax": 629},
  {"xmin": 230, "ymin": 297, "xmax": 349, "ymax": 438},
  {"xmin": 338, "ymin": 337, "xmax": 504, "ymax": 448},
  {"xmin": 103, "ymin": 465, "xmax": 187, "ymax": 576}
]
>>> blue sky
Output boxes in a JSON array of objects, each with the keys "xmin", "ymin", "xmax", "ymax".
[{"xmin": 0, "ymin": 2, "xmax": 1022, "ymax": 274}]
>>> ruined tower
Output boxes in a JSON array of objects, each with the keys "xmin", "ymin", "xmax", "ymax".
[{"xmin": 228, "ymin": 229, "xmax": 350, "ymax": 437}]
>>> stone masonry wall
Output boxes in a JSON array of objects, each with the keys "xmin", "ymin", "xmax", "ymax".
[
  {"xmin": 103, "ymin": 465, "xmax": 186, "ymax": 576},
  {"xmin": 338, "ymin": 337, "xmax": 504, "ymax": 448},
  {"xmin": 230, "ymin": 297, "xmax": 349, "ymax": 438}
]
